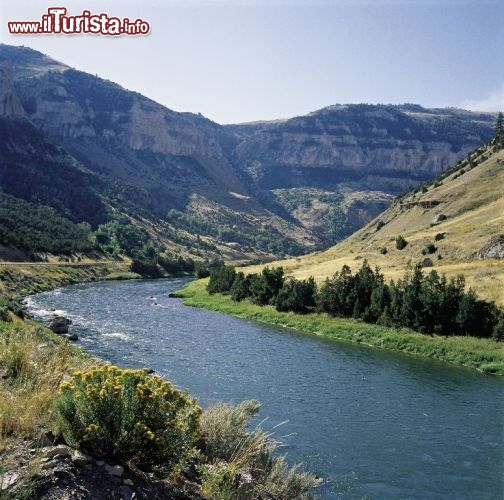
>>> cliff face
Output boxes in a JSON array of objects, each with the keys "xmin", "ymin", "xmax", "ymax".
[
  {"xmin": 14, "ymin": 68, "xmax": 253, "ymax": 216},
  {"xmin": 0, "ymin": 44, "xmax": 497, "ymax": 258},
  {"xmin": 227, "ymin": 105, "xmax": 494, "ymax": 193}
]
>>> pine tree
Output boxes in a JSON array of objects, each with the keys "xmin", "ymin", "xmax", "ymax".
[
  {"xmin": 230, "ymin": 272, "xmax": 251, "ymax": 302},
  {"xmin": 495, "ymin": 112, "xmax": 504, "ymax": 149}
]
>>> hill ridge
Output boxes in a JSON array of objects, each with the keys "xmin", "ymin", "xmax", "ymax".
[
  {"xmin": 249, "ymin": 141, "xmax": 504, "ymax": 306},
  {"xmin": 0, "ymin": 43, "xmax": 498, "ymax": 264}
]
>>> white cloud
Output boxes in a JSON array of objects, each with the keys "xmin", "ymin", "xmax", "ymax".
[{"xmin": 460, "ymin": 85, "xmax": 504, "ymax": 112}]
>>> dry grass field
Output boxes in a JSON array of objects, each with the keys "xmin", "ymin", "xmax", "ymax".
[{"xmin": 243, "ymin": 147, "xmax": 504, "ymax": 306}]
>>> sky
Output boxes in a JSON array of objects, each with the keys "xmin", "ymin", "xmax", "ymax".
[{"xmin": 1, "ymin": 0, "xmax": 503, "ymax": 124}]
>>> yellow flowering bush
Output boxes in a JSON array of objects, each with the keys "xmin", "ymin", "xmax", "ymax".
[{"xmin": 56, "ymin": 365, "xmax": 201, "ymax": 471}]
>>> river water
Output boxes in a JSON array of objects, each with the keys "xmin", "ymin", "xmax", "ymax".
[{"xmin": 26, "ymin": 278, "xmax": 504, "ymax": 499}]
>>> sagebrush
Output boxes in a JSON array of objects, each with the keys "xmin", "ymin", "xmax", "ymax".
[{"xmin": 56, "ymin": 365, "xmax": 201, "ymax": 471}]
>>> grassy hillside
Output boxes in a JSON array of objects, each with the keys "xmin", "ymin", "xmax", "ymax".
[{"xmin": 243, "ymin": 144, "xmax": 504, "ymax": 306}]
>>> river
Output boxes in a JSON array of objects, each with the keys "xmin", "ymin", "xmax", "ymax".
[{"xmin": 26, "ymin": 278, "xmax": 504, "ymax": 499}]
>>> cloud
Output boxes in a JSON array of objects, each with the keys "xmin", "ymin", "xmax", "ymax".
[{"xmin": 460, "ymin": 85, "xmax": 504, "ymax": 112}]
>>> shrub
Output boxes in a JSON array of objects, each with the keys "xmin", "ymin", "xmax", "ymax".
[
  {"xmin": 199, "ymin": 399, "xmax": 261, "ymax": 463},
  {"xmin": 380, "ymin": 247, "xmax": 388, "ymax": 255},
  {"xmin": 195, "ymin": 261, "xmax": 210, "ymax": 279},
  {"xmin": 0, "ymin": 299, "xmax": 24, "ymax": 319},
  {"xmin": 422, "ymin": 242, "xmax": 437, "ymax": 255},
  {"xmin": 395, "ymin": 235, "xmax": 408, "ymax": 250},
  {"xmin": 376, "ymin": 220, "xmax": 385, "ymax": 231},
  {"xmin": 199, "ymin": 401, "xmax": 319, "ymax": 499},
  {"xmin": 199, "ymin": 460, "xmax": 236, "ymax": 499},
  {"xmin": 56, "ymin": 365, "xmax": 201, "ymax": 471},
  {"xmin": 434, "ymin": 233, "xmax": 445, "ymax": 241},
  {"xmin": 0, "ymin": 307, "xmax": 11, "ymax": 322}
]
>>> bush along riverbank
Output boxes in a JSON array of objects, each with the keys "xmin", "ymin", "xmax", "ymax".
[
  {"xmin": 177, "ymin": 267, "xmax": 504, "ymax": 376},
  {"xmin": 0, "ymin": 267, "xmax": 319, "ymax": 499}
]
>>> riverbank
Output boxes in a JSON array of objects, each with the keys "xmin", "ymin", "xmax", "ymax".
[
  {"xmin": 177, "ymin": 278, "xmax": 504, "ymax": 376},
  {"xmin": 0, "ymin": 267, "xmax": 319, "ymax": 498},
  {"xmin": 0, "ymin": 261, "xmax": 133, "ymax": 305}
]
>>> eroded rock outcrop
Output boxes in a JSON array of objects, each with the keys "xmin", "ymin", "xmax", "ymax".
[{"xmin": 476, "ymin": 235, "xmax": 504, "ymax": 259}]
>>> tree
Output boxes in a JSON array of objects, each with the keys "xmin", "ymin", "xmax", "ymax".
[
  {"xmin": 456, "ymin": 289, "xmax": 481, "ymax": 336},
  {"xmin": 366, "ymin": 270, "xmax": 390, "ymax": 323},
  {"xmin": 396, "ymin": 235, "xmax": 408, "ymax": 250},
  {"xmin": 419, "ymin": 270, "xmax": 443, "ymax": 333},
  {"xmin": 495, "ymin": 112, "xmax": 504, "ymax": 149},
  {"xmin": 275, "ymin": 277, "xmax": 317, "ymax": 314},
  {"xmin": 130, "ymin": 244, "xmax": 160, "ymax": 277},
  {"xmin": 230, "ymin": 272, "xmax": 251, "ymax": 302},
  {"xmin": 207, "ymin": 265, "xmax": 236, "ymax": 294},
  {"xmin": 317, "ymin": 265, "xmax": 355, "ymax": 317},
  {"xmin": 249, "ymin": 267, "xmax": 284, "ymax": 306},
  {"xmin": 194, "ymin": 261, "xmax": 210, "ymax": 279},
  {"xmin": 400, "ymin": 264, "xmax": 424, "ymax": 330},
  {"xmin": 493, "ymin": 311, "xmax": 504, "ymax": 342},
  {"xmin": 437, "ymin": 275, "xmax": 465, "ymax": 335}
]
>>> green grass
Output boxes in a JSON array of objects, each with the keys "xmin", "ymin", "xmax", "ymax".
[{"xmin": 178, "ymin": 279, "xmax": 504, "ymax": 376}]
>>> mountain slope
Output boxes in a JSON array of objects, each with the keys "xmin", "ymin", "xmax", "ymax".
[
  {"xmin": 227, "ymin": 104, "xmax": 495, "ymax": 243},
  {"xmin": 0, "ymin": 45, "xmax": 313, "ymax": 260},
  {"xmin": 251, "ymin": 142, "xmax": 504, "ymax": 306},
  {"xmin": 0, "ymin": 44, "xmax": 497, "ymax": 261}
]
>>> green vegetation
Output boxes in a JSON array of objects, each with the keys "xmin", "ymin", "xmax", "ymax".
[
  {"xmin": 94, "ymin": 216, "xmax": 196, "ymax": 277},
  {"xmin": 57, "ymin": 365, "xmax": 201, "ymax": 472},
  {"xmin": 395, "ymin": 235, "xmax": 408, "ymax": 250},
  {"xmin": 0, "ymin": 316, "xmax": 318, "ymax": 497},
  {"xmin": 0, "ymin": 264, "xmax": 122, "ymax": 309},
  {"xmin": 422, "ymin": 242, "xmax": 437, "ymax": 255},
  {"xmin": 166, "ymin": 209, "xmax": 304, "ymax": 257},
  {"xmin": 0, "ymin": 193, "xmax": 94, "ymax": 254},
  {"xmin": 208, "ymin": 262, "xmax": 503, "ymax": 341},
  {"xmin": 179, "ymin": 279, "xmax": 504, "ymax": 375},
  {"xmin": 495, "ymin": 111, "xmax": 503, "ymax": 149},
  {"xmin": 0, "ymin": 196, "xmax": 194, "ymax": 277}
]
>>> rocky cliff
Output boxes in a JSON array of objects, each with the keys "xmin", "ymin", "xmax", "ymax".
[
  {"xmin": 225, "ymin": 104, "xmax": 494, "ymax": 244},
  {"xmin": 227, "ymin": 104, "xmax": 494, "ymax": 192},
  {"xmin": 0, "ymin": 44, "xmax": 497, "ymax": 258}
]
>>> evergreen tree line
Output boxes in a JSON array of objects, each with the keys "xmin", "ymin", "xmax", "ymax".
[{"xmin": 207, "ymin": 262, "xmax": 504, "ymax": 341}]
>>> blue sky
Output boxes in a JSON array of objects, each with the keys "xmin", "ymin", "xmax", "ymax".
[{"xmin": 1, "ymin": 0, "xmax": 503, "ymax": 123}]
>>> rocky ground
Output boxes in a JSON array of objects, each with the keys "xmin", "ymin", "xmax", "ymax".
[{"xmin": 1, "ymin": 436, "xmax": 201, "ymax": 499}]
